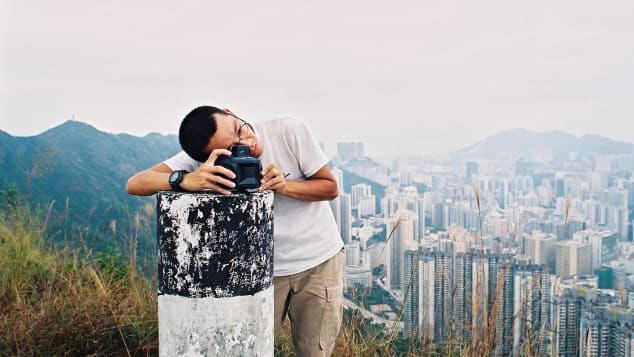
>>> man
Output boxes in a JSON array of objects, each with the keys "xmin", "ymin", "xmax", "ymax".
[{"xmin": 126, "ymin": 106, "xmax": 344, "ymax": 356}]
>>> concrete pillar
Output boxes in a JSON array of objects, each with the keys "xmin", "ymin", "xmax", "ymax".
[{"xmin": 157, "ymin": 191, "xmax": 274, "ymax": 356}]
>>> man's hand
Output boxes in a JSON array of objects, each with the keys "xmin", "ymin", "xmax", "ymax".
[
  {"xmin": 180, "ymin": 149, "xmax": 236, "ymax": 195},
  {"xmin": 259, "ymin": 163, "xmax": 287, "ymax": 193}
]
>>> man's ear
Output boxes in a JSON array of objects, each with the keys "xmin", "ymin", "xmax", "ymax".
[{"xmin": 223, "ymin": 108, "xmax": 236, "ymax": 116}]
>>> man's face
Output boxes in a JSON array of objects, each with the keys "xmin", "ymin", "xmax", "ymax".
[{"xmin": 205, "ymin": 112, "xmax": 263, "ymax": 157}]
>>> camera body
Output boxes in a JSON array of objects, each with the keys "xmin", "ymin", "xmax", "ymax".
[{"xmin": 215, "ymin": 145, "xmax": 262, "ymax": 193}]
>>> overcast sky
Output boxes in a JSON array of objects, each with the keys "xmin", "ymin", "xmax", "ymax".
[{"xmin": 1, "ymin": 0, "xmax": 633, "ymax": 156}]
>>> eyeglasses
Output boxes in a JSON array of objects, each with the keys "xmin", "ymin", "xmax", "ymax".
[{"xmin": 230, "ymin": 114, "xmax": 255, "ymax": 151}]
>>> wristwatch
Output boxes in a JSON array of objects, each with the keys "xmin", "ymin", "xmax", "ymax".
[{"xmin": 168, "ymin": 170, "xmax": 188, "ymax": 191}]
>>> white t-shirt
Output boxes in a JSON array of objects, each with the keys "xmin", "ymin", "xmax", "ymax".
[{"xmin": 164, "ymin": 117, "xmax": 343, "ymax": 276}]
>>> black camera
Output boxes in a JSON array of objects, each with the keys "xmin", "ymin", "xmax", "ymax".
[{"xmin": 215, "ymin": 145, "xmax": 262, "ymax": 193}]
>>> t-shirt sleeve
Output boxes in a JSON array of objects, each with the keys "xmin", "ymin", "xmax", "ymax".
[
  {"xmin": 284, "ymin": 118, "xmax": 329, "ymax": 178},
  {"xmin": 164, "ymin": 151, "xmax": 201, "ymax": 172}
]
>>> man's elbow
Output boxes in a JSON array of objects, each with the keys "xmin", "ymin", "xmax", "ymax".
[
  {"xmin": 326, "ymin": 182, "xmax": 339, "ymax": 200},
  {"xmin": 125, "ymin": 178, "xmax": 137, "ymax": 195},
  {"xmin": 125, "ymin": 176, "xmax": 146, "ymax": 196}
]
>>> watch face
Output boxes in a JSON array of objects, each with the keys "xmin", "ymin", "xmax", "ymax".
[
  {"xmin": 169, "ymin": 171, "xmax": 181, "ymax": 184},
  {"xmin": 169, "ymin": 170, "xmax": 185, "ymax": 191}
]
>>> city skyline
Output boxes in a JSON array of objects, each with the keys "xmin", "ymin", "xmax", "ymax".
[
  {"xmin": 2, "ymin": 0, "xmax": 634, "ymax": 156},
  {"xmin": 333, "ymin": 136, "xmax": 634, "ymax": 355}
]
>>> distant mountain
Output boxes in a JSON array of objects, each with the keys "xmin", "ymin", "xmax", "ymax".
[
  {"xmin": 0, "ymin": 120, "xmax": 181, "ymax": 250},
  {"xmin": 451, "ymin": 129, "xmax": 633, "ymax": 161}
]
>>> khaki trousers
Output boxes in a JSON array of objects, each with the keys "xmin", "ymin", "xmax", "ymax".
[{"xmin": 274, "ymin": 249, "xmax": 344, "ymax": 357}]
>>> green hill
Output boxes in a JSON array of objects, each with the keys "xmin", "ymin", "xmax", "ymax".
[{"xmin": 0, "ymin": 121, "xmax": 181, "ymax": 253}]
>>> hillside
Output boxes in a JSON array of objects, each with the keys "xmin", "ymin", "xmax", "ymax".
[
  {"xmin": 451, "ymin": 128, "xmax": 633, "ymax": 161},
  {"xmin": 0, "ymin": 121, "xmax": 181, "ymax": 251}
]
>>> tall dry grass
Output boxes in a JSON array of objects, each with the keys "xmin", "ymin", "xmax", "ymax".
[{"xmin": 0, "ymin": 196, "xmax": 158, "ymax": 356}]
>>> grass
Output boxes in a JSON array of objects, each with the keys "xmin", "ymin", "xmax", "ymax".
[{"xmin": 0, "ymin": 196, "xmax": 158, "ymax": 356}]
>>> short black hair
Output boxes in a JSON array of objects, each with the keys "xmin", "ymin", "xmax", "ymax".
[{"xmin": 179, "ymin": 106, "xmax": 225, "ymax": 162}]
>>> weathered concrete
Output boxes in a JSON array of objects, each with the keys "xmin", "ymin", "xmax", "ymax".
[{"xmin": 157, "ymin": 191, "xmax": 274, "ymax": 356}]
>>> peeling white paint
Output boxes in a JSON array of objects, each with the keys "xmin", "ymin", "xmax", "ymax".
[
  {"xmin": 158, "ymin": 192, "xmax": 273, "ymax": 297},
  {"xmin": 159, "ymin": 287, "xmax": 274, "ymax": 357}
]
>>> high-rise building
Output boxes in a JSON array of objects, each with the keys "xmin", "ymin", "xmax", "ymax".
[
  {"xmin": 591, "ymin": 172, "xmax": 608, "ymax": 192},
  {"xmin": 344, "ymin": 265, "xmax": 372, "ymax": 289},
  {"xmin": 556, "ymin": 240, "xmax": 592, "ymax": 278},
  {"xmin": 385, "ymin": 210, "xmax": 417, "ymax": 290},
  {"xmin": 579, "ymin": 304, "xmax": 634, "ymax": 357},
  {"xmin": 403, "ymin": 249, "xmax": 420, "ymax": 337},
  {"xmin": 602, "ymin": 188, "xmax": 630, "ymax": 241},
  {"xmin": 604, "ymin": 261, "xmax": 627, "ymax": 291},
  {"xmin": 351, "ymin": 183, "xmax": 371, "ymax": 207},
  {"xmin": 466, "ymin": 161, "xmax": 480, "ymax": 184},
  {"xmin": 358, "ymin": 195, "xmax": 376, "ymax": 217},
  {"xmin": 555, "ymin": 176, "xmax": 566, "ymax": 197},
  {"xmin": 336, "ymin": 142, "xmax": 364, "ymax": 162},
  {"xmin": 595, "ymin": 266, "xmax": 615, "ymax": 289},
  {"xmin": 381, "ymin": 187, "xmax": 399, "ymax": 218},
  {"xmin": 552, "ymin": 286, "xmax": 623, "ymax": 357},
  {"xmin": 405, "ymin": 249, "xmax": 452, "ymax": 341},
  {"xmin": 553, "ymin": 288, "xmax": 583, "ymax": 357},
  {"xmin": 526, "ymin": 231, "xmax": 557, "ymax": 272},
  {"xmin": 584, "ymin": 230, "xmax": 608, "ymax": 270},
  {"xmin": 511, "ymin": 264, "xmax": 552, "ymax": 355},
  {"xmin": 384, "ymin": 217, "xmax": 397, "ymax": 290},
  {"xmin": 419, "ymin": 252, "xmax": 436, "ymax": 340},
  {"xmin": 345, "ymin": 241, "xmax": 361, "ymax": 266},
  {"xmin": 538, "ymin": 184, "xmax": 554, "ymax": 207},
  {"xmin": 573, "ymin": 229, "xmax": 619, "ymax": 270},
  {"xmin": 470, "ymin": 253, "xmax": 491, "ymax": 344},
  {"xmin": 494, "ymin": 259, "xmax": 515, "ymax": 357},
  {"xmin": 401, "ymin": 186, "xmax": 418, "ymax": 211},
  {"xmin": 431, "ymin": 175, "xmax": 447, "ymax": 191},
  {"xmin": 431, "ymin": 202, "xmax": 445, "ymax": 230},
  {"xmin": 625, "ymin": 179, "xmax": 634, "ymax": 208},
  {"xmin": 453, "ymin": 252, "xmax": 473, "ymax": 339},
  {"xmin": 433, "ymin": 252, "xmax": 453, "ymax": 341},
  {"xmin": 340, "ymin": 193, "xmax": 352, "ymax": 244},
  {"xmin": 417, "ymin": 195, "xmax": 426, "ymax": 242}
]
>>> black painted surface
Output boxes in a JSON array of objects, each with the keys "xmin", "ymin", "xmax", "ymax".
[{"xmin": 157, "ymin": 191, "xmax": 274, "ymax": 298}]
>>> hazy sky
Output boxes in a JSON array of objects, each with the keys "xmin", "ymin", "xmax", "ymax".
[{"xmin": 1, "ymin": 0, "xmax": 633, "ymax": 156}]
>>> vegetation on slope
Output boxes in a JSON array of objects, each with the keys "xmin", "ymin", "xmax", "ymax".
[{"xmin": 0, "ymin": 192, "xmax": 157, "ymax": 355}]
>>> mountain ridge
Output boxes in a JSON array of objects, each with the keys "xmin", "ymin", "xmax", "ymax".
[
  {"xmin": 451, "ymin": 128, "xmax": 632, "ymax": 160},
  {"xmin": 0, "ymin": 120, "xmax": 181, "ymax": 251}
]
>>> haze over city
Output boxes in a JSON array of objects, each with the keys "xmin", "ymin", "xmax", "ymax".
[{"xmin": 2, "ymin": 0, "xmax": 633, "ymax": 156}]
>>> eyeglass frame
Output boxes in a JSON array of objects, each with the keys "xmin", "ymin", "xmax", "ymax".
[{"xmin": 228, "ymin": 113, "xmax": 255, "ymax": 151}]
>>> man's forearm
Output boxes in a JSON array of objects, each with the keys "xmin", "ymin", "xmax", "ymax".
[
  {"xmin": 280, "ymin": 179, "xmax": 338, "ymax": 202},
  {"xmin": 126, "ymin": 170, "xmax": 171, "ymax": 196}
]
